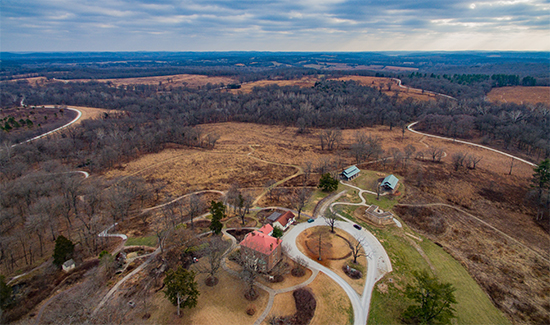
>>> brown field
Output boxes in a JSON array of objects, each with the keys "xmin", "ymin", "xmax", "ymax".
[
  {"xmin": 307, "ymin": 272, "xmax": 353, "ymax": 325},
  {"xmin": 67, "ymin": 74, "xmax": 237, "ymax": 89},
  {"xmin": 231, "ymin": 75, "xmax": 434, "ymax": 101},
  {"xmin": 104, "ymin": 122, "xmax": 534, "ymax": 200},
  {"xmin": 487, "ymin": 86, "xmax": 550, "ymax": 105},
  {"xmin": 146, "ymin": 269, "xmax": 269, "ymax": 325},
  {"xmin": 302, "ymin": 62, "xmax": 418, "ymax": 72},
  {"xmin": 296, "ymin": 226, "xmax": 367, "ymax": 295},
  {"xmin": 229, "ymin": 76, "xmax": 320, "ymax": 94}
]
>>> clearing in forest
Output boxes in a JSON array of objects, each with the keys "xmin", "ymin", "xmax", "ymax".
[{"xmin": 486, "ymin": 86, "xmax": 550, "ymax": 105}]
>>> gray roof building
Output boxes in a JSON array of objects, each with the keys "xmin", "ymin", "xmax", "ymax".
[
  {"xmin": 342, "ymin": 165, "xmax": 360, "ymax": 180},
  {"xmin": 382, "ymin": 174, "xmax": 399, "ymax": 190}
]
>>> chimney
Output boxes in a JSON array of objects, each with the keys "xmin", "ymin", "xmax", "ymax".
[
  {"xmin": 277, "ymin": 238, "xmax": 280, "ymax": 244},
  {"xmin": 270, "ymin": 243, "xmax": 273, "ymax": 250}
]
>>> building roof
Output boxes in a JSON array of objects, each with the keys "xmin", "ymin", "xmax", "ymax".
[
  {"xmin": 342, "ymin": 165, "xmax": 360, "ymax": 178},
  {"xmin": 267, "ymin": 211, "xmax": 282, "ymax": 222},
  {"xmin": 258, "ymin": 224, "xmax": 273, "ymax": 235},
  {"xmin": 382, "ymin": 174, "xmax": 399, "ymax": 189},
  {"xmin": 240, "ymin": 230, "xmax": 281, "ymax": 255},
  {"xmin": 274, "ymin": 211, "xmax": 295, "ymax": 228}
]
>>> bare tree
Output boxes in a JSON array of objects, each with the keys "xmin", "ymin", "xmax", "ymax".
[
  {"xmin": 348, "ymin": 236, "xmax": 367, "ymax": 264},
  {"xmin": 187, "ymin": 193, "xmax": 204, "ymax": 229},
  {"xmin": 452, "ymin": 152, "xmax": 467, "ymax": 171},
  {"xmin": 466, "ymin": 154, "xmax": 482, "ymax": 169},
  {"xmin": 324, "ymin": 209, "xmax": 338, "ymax": 233},
  {"xmin": 318, "ymin": 128, "xmax": 342, "ymax": 151},
  {"xmin": 302, "ymin": 161, "xmax": 313, "ymax": 185},
  {"xmin": 198, "ymin": 237, "xmax": 228, "ymax": 285},
  {"xmin": 292, "ymin": 188, "xmax": 310, "ymax": 220},
  {"xmin": 428, "ymin": 147, "xmax": 445, "ymax": 162},
  {"xmin": 239, "ymin": 193, "xmax": 254, "ymax": 225}
]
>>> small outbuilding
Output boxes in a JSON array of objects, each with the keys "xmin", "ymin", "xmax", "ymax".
[
  {"xmin": 364, "ymin": 205, "xmax": 394, "ymax": 226},
  {"xmin": 381, "ymin": 174, "xmax": 399, "ymax": 190},
  {"xmin": 342, "ymin": 165, "xmax": 360, "ymax": 181},
  {"xmin": 62, "ymin": 259, "xmax": 76, "ymax": 272}
]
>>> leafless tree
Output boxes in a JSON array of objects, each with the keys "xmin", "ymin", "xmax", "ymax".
[
  {"xmin": 324, "ymin": 209, "xmax": 338, "ymax": 233},
  {"xmin": 292, "ymin": 188, "xmax": 310, "ymax": 219},
  {"xmin": 404, "ymin": 144, "xmax": 417, "ymax": 162},
  {"xmin": 239, "ymin": 193, "xmax": 254, "ymax": 225},
  {"xmin": 428, "ymin": 147, "xmax": 445, "ymax": 162},
  {"xmin": 466, "ymin": 154, "xmax": 482, "ymax": 169},
  {"xmin": 318, "ymin": 128, "xmax": 342, "ymax": 151},
  {"xmin": 205, "ymin": 132, "xmax": 220, "ymax": 148},
  {"xmin": 302, "ymin": 161, "xmax": 313, "ymax": 185},
  {"xmin": 348, "ymin": 236, "xmax": 367, "ymax": 264},
  {"xmin": 452, "ymin": 152, "xmax": 467, "ymax": 171},
  {"xmin": 198, "ymin": 237, "xmax": 229, "ymax": 285},
  {"xmin": 187, "ymin": 193, "xmax": 205, "ymax": 229}
]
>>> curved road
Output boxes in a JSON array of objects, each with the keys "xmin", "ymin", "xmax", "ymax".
[
  {"xmin": 14, "ymin": 106, "xmax": 83, "ymax": 147},
  {"xmin": 407, "ymin": 121, "xmax": 536, "ymax": 167}
]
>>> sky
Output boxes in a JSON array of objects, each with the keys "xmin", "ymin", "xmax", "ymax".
[{"xmin": 2, "ymin": 0, "xmax": 549, "ymax": 52}]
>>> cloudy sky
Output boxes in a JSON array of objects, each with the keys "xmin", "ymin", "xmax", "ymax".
[{"xmin": 2, "ymin": 0, "xmax": 549, "ymax": 52}]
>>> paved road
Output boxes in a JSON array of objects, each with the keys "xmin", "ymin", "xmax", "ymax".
[
  {"xmin": 13, "ymin": 106, "xmax": 83, "ymax": 147},
  {"xmin": 407, "ymin": 121, "xmax": 536, "ymax": 167},
  {"xmin": 283, "ymin": 216, "xmax": 392, "ymax": 325}
]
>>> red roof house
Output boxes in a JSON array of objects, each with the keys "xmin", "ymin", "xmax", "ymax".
[
  {"xmin": 272, "ymin": 211, "xmax": 295, "ymax": 231},
  {"xmin": 240, "ymin": 228, "xmax": 282, "ymax": 272}
]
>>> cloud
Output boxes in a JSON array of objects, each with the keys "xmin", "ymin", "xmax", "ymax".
[{"xmin": 1, "ymin": 0, "xmax": 548, "ymax": 51}]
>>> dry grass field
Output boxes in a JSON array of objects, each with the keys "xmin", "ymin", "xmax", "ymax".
[
  {"xmin": 145, "ymin": 270, "xmax": 269, "ymax": 325},
  {"xmin": 487, "ymin": 86, "xmax": 550, "ymax": 105},
  {"xmin": 68, "ymin": 74, "xmax": 237, "ymax": 89},
  {"xmin": 229, "ymin": 75, "xmax": 434, "ymax": 101},
  {"xmin": 296, "ymin": 226, "xmax": 367, "ymax": 295},
  {"xmin": 307, "ymin": 272, "xmax": 353, "ymax": 325}
]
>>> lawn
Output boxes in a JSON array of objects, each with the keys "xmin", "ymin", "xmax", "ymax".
[
  {"xmin": 364, "ymin": 222, "xmax": 510, "ymax": 324},
  {"xmin": 125, "ymin": 235, "xmax": 158, "ymax": 247}
]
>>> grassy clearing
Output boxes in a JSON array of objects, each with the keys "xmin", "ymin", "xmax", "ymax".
[
  {"xmin": 125, "ymin": 236, "xmax": 158, "ymax": 247},
  {"xmin": 362, "ymin": 221, "xmax": 510, "ymax": 324},
  {"xmin": 302, "ymin": 189, "xmax": 329, "ymax": 217},
  {"xmin": 420, "ymin": 240, "xmax": 511, "ymax": 325},
  {"xmin": 362, "ymin": 192, "xmax": 400, "ymax": 211}
]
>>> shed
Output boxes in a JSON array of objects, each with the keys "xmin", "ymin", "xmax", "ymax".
[
  {"xmin": 342, "ymin": 165, "xmax": 360, "ymax": 180},
  {"xmin": 62, "ymin": 259, "xmax": 76, "ymax": 272},
  {"xmin": 382, "ymin": 174, "xmax": 399, "ymax": 190}
]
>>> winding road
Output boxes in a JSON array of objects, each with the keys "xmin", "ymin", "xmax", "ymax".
[
  {"xmin": 407, "ymin": 121, "xmax": 536, "ymax": 167},
  {"xmin": 13, "ymin": 106, "xmax": 83, "ymax": 147}
]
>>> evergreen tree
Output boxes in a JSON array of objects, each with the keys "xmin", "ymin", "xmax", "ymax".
[
  {"xmin": 402, "ymin": 270, "xmax": 457, "ymax": 324},
  {"xmin": 209, "ymin": 200, "xmax": 225, "ymax": 235},
  {"xmin": 52, "ymin": 235, "xmax": 75, "ymax": 267},
  {"xmin": 318, "ymin": 173, "xmax": 338, "ymax": 192},
  {"xmin": 272, "ymin": 226, "xmax": 283, "ymax": 238},
  {"xmin": 163, "ymin": 266, "xmax": 199, "ymax": 316}
]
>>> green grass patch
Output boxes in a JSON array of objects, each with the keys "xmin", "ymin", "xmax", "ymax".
[
  {"xmin": 362, "ymin": 192, "xmax": 400, "ymax": 210},
  {"xmin": 420, "ymin": 240, "xmax": 510, "ymax": 325},
  {"xmin": 125, "ymin": 236, "xmax": 158, "ymax": 247},
  {"xmin": 303, "ymin": 189, "xmax": 330, "ymax": 215},
  {"xmin": 367, "ymin": 223, "xmax": 510, "ymax": 324}
]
